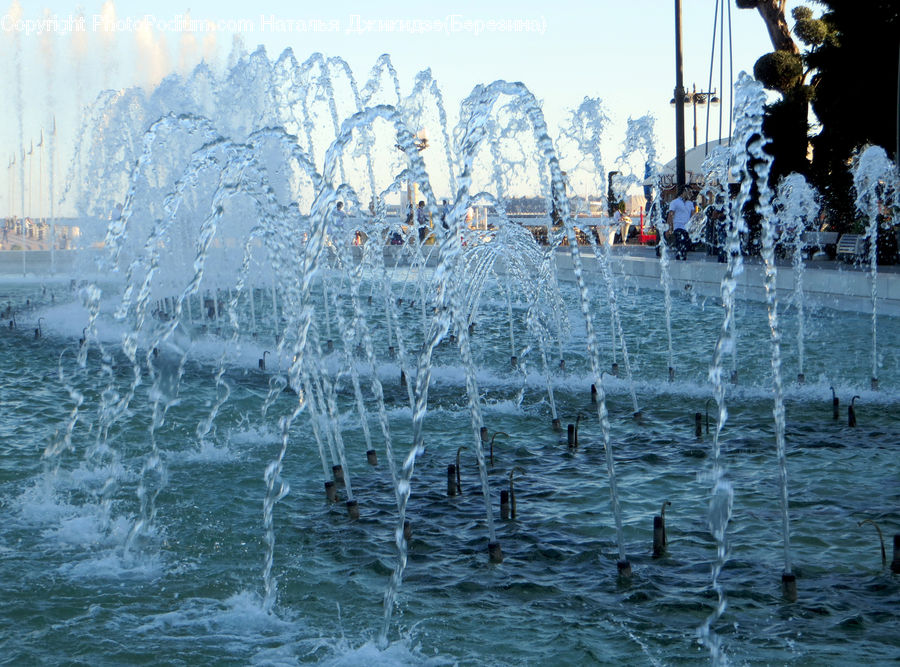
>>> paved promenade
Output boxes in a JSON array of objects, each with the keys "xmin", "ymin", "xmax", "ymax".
[
  {"xmin": 1, "ymin": 242, "xmax": 897, "ymax": 316},
  {"xmin": 552, "ymin": 244, "xmax": 900, "ymax": 315}
]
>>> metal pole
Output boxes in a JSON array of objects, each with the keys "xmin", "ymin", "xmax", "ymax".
[
  {"xmin": 674, "ymin": 0, "xmax": 687, "ymax": 193},
  {"xmin": 692, "ymin": 85, "xmax": 698, "ymax": 148}
]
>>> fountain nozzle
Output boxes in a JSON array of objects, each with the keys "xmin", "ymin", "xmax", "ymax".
[
  {"xmin": 590, "ymin": 384, "xmax": 598, "ymax": 405},
  {"xmin": 511, "ymin": 355, "xmax": 517, "ymax": 368},
  {"xmin": 694, "ymin": 412, "xmax": 702, "ymax": 438},
  {"xmin": 488, "ymin": 541, "xmax": 503, "ymax": 563},
  {"xmin": 611, "ymin": 362, "xmax": 619, "ymax": 377},
  {"xmin": 366, "ymin": 449, "xmax": 378, "ymax": 466},
  {"xmin": 831, "ymin": 386, "xmax": 839, "ymax": 420},
  {"xmin": 781, "ymin": 572, "xmax": 797, "ymax": 601},
  {"xmin": 552, "ymin": 417, "xmax": 561, "ymax": 431},
  {"xmin": 489, "ymin": 431, "xmax": 508, "ymax": 466},
  {"xmin": 617, "ymin": 560, "xmax": 632, "ymax": 578},
  {"xmin": 653, "ymin": 500, "xmax": 671, "ymax": 558},
  {"xmin": 259, "ymin": 350, "xmax": 269, "ymax": 371},
  {"xmin": 500, "ymin": 489, "xmax": 510, "ymax": 520},
  {"xmin": 346, "ymin": 499, "xmax": 360, "ymax": 520},
  {"xmin": 797, "ymin": 372, "xmax": 805, "ymax": 385},
  {"xmin": 858, "ymin": 519, "xmax": 887, "ymax": 568},
  {"xmin": 447, "ymin": 464, "xmax": 458, "ymax": 497},
  {"xmin": 35, "ymin": 317, "xmax": 43, "ymax": 339},
  {"xmin": 332, "ymin": 464, "xmax": 345, "ymax": 485},
  {"xmin": 668, "ymin": 366, "xmax": 675, "ymax": 382},
  {"xmin": 891, "ymin": 534, "xmax": 900, "ymax": 574},
  {"xmin": 871, "ymin": 377, "xmax": 879, "ymax": 391},
  {"xmin": 324, "ymin": 480, "xmax": 337, "ymax": 503},
  {"xmin": 848, "ymin": 395, "xmax": 859, "ymax": 427}
]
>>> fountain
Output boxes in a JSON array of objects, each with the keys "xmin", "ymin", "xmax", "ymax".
[{"xmin": 0, "ymin": 45, "xmax": 898, "ymax": 666}]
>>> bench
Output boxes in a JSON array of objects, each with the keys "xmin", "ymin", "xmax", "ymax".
[
  {"xmin": 801, "ymin": 231, "xmax": 839, "ymax": 259},
  {"xmin": 835, "ymin": 234, "xmax": 866, "ymax": 262}
]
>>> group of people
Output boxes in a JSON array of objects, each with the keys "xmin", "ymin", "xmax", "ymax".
[
  {"xmin": 331, "ymin": 198, "xmax": 463, "ymax": 247},
  {"xmin": 330, "ymin": 189, "xmax": 699, "ymax": 259}
]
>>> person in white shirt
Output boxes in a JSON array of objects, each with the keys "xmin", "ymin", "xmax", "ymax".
[{"xmin": 666, "ymin": 188, "xmax": 695, "ymax": 260}]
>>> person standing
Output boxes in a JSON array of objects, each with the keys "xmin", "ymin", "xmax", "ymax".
[
  {"xmin": 667, "ymin": 187, "xmax": 695, "ymax": 260},
  {"xmin": 416, "ymin": 200, "xmax": 430, "ymax": 242}
]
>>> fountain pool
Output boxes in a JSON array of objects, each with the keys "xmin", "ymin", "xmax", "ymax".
[{"xmin": 0, "ymin": 266, "xmax": 897, "ymax": 665}]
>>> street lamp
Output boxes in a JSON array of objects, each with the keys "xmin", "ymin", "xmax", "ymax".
[{"xmin": 671, "ymin": 84, "xmax": 720, "ymax": 149}]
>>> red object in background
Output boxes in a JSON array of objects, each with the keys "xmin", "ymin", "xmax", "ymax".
[{"xmin": 638, "ymin": 207, "xmax": 658, "ymax": 244}]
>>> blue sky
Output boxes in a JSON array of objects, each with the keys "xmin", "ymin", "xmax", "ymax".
[{"xmin": 2, "ymin": 0, "xmax": 804, "ymax": 214}]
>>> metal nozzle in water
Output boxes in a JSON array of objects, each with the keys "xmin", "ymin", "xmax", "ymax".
[
  {"xmin": 611, "ymin": 362, "xmax": 619, "ymax": 377},
  {"xmin": 346, "ymin": 499, "xmax": 360, "ymax": 520},
  {"xmin": 508, "ymin": 469, "xmax": 521, "ymax": 520},
  {"xmin": 455, "ymin": 447, "xmax": 465, "ymax": 494},
  {"xmin": 871, "ymin": 377, "xmax": 879, "ymax": 391},
  {"xmin": 468, "ymin": 322, "xmax": 475, "ymax": 336},
  {"xmin": 489, "ymin": 431, "xmax": 508, "ymax": 467},
  {"xmin": 511, "ymin": 355, "xmax": 518, "ymax": 368},
  {"xmin": 566, "ymin": 423, "xmax": 576, "ymax": 447},
  {"xmin": 400, "ymin": 369, "xmax": 406, "ymax": 386},
  {"xmin": 366, "ymin": 449, "xmax": 378, "ymax": 466},
  {"xmin": 797, "ymin": 372, "xmax": 805, "ymax": 385},
  {"xmin": 324, "ymin": 480, "xmax": 337, "ymax": 503},
  {"xmin": 326, "ymin": 339, "xmax": 334, "ymax": 353},
  {"xmin": 480, "ymin": 426, "xmax": 489, "ymax": 444},
  {"xmin": 831, "ymin": 386, "xmax": 839, "ymax": 420},
  {"xmin": 500, "ymin": 489, "xmax": 510, "ymax": 520},
  {"xmin": 488, "ymin": 541, "xmax": 503, "ymax": 563},
  {"xmin": 848, "ymin": 395, "xmax": 859, "ymax": 427},
  {"xmin": 730, "ymin": 370, "xmax": 738, "ymax": 385},
  {"xmin": 447, "ymin": 464, "xmax": 457, "ymax": 497},
  {"xmin": 388, "ymin": 345, "xmax": 396, "ymax": 359},
  {"xmin": 259, "ymin": 350, "xmax": 269, "ymax": 371},
  {"xmin": 617, "ymin": 560, "xmax": 632, "ymax": 578},
  {"xmin": 367, "ymin": 295, "xmax": 373, "ymax": 305},
  {"xmin": 668, "ymin": 366, "xmax": 675, "ymax": 382},
  {"xmin": 35, "ymin": 317, "xmax": 43, "ymax": 339},
  {"xmin": 559, "ymin": 359, "xmax": 565, "ymax": 371},
  {"xmin": 781, "ymin": 572, "xmax": 797, "ymax": 601},
  {"xmin": 892, "ymin": 534, "xmax": 900, "ymax": 574},
  {"xmin": 552, "ymin": 418, "xmax": 561, "ymax": 431},
  {"xmin": 590, "ymin": 384, "xmax": 598, "ymax": 405},
  {"xmin": 403, "ymin": 520, "xmax": 412, "ymax": 542},
  {"xmin": 448, "ymin": 333, "xmax": 457, "ymax": 344},
  {"xmin": 858, "ymin": 519, "xmax": 887, "ymax": 568},
  {"xmin": 653, "ymin": 500, "xmax": 671, "ymax": 558},
  {"xmin": 397, "ymin": 298, "xmax": 403, "ymax": 306},
  {"xmin": 694, "ymin": 412, "xmax": 702, "ymax": 438},
  {"xmin": 332, "ymin": 464, "xmax": 345, "ymax": 485}
]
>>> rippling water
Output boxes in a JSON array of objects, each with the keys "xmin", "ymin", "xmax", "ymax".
[{"xmin": 0, "ymin": 276, "xmax": 897, "ymax": 665}]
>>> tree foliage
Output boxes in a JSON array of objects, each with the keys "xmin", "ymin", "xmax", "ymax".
[{"xmin": 742, "ymin": 0, "xmax": 900, "ymax": 231}]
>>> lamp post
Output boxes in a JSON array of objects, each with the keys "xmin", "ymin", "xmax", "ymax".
[
  {"xmin": 671, "ymin": 85, "xmax": 720, "ymax": 149},
  {"xmin": 673, "ymin": 0, "xmax": 686, "ymax": 193}
]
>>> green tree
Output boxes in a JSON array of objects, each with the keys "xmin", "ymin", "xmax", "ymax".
[{"xmin": 741, "ymin": 1, "xmax": 900, "ymax": 232}]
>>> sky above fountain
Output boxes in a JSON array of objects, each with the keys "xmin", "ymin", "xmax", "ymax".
[{"xmin": 1, "ymin": 0, "xmax": 807, "ymax": 216}]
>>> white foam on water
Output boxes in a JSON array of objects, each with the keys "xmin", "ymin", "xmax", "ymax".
[
  {"xmin": 58, "ymin": 547, "xmax": 164, "ymax": 581},
  {"xmin": 178, "ymin": 438, "xmax": 238, "ymax": 464},
  {"xmin": 315, "ymin": 637, "xmax": 455, "ymax": 667}
]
